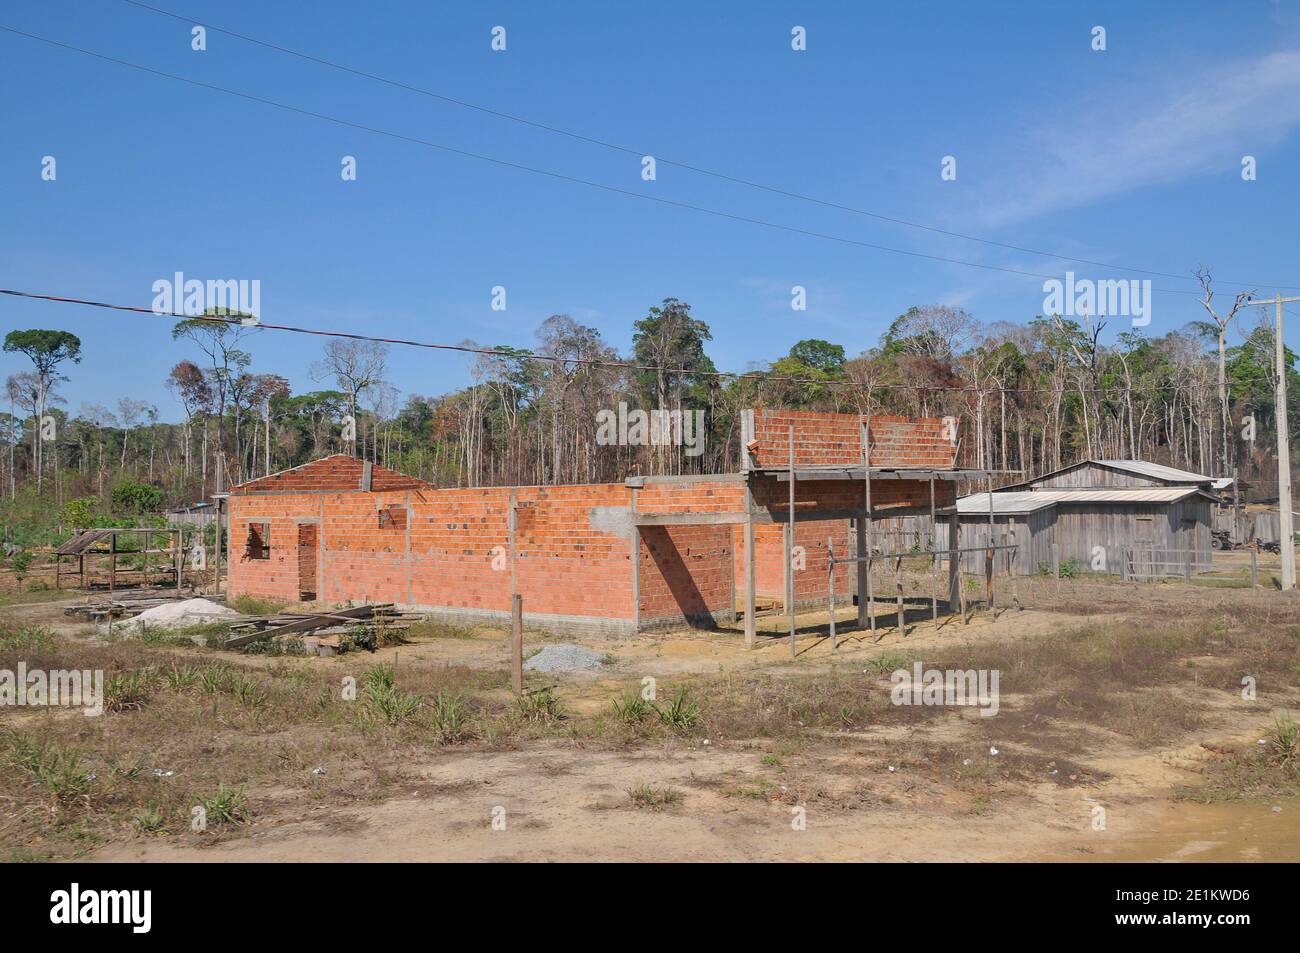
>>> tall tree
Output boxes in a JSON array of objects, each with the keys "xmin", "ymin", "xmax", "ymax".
[
  {"xmin": 2, "ymin": 329, "xmax": 81, "ymax": 492},
  {"xmin": 171, "ymin": 316, "xmax": 252, "ymax": 486}
]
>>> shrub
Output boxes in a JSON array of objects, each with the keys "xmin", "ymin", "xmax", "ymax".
[
  {"xmin": 1269, "ymin": 715, "xmax": 1299, "ymax": 773},
  {"xmin": 104, "ymin": 670, "xmax": 155, "ymax": 712},
  {"xmin": 60, "ymin": 498, "xmax": 98, "ymax": 529},
  {"xmin": 611, "ymin": 692, "xmax": 652, "ymax": 725},
  {"xmin": 1037, "ymin": 559, "xmax": 1079, "ymax": 578},
  {"xmin": 654, "ymin": 688, "xmax": 701, "ymax": 732},
  {"xmin": 196, "ymin": 783, "xmax": 248, "ymax": 827},
  {"xmin": 626, "ymin": 785, "xmax": 683, "ymax": 809},
  {"xmin": 429, "ymin": 693, "xmax": 470, "ymax": 743},
  {"xmin": 132, "ymin": 806, "xmax": 169, "ymax": 834},
  {"xmin": 515, "ymin": 686, "xmax": 565, "ymax": 723},
  {"xmin": 110, "ymin": 480, "xmax": 163, "ymax": 515},
  {"xmin": 361, "ymin": 665, "xmax": 419, "ymax": 724},
  {"xmin": 9, "ymin": 550, "xmax": 32, "ymax": 584},
  {"xmin": 339, "ymin": 625, "xmax": 378, "ymax": 653}
]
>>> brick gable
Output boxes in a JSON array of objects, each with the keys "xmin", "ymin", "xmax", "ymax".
[{"xmin": 228, "ymin": 455, "xmax": 432, "ymax": 495}]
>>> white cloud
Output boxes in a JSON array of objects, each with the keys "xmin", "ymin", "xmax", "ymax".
[{"xmin": 973, "ymin": 48, "xmax": 1300, "ymax": 227}]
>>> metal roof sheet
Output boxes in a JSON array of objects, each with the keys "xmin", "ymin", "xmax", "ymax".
[
  {"xmin": 1000, "ymin": 459, "xmax": 1233, "ymax": 492},
  {"xmin": 1094, "ymin": 459, "xmax": 1227, "ymax": 486},
  {"xmin": 957, "ymin": 486, "xmax": 1210, "ymax": 515},
  {"xmin": 956, "ymin": 492, "xmax": 1058, "ymax": 515}
]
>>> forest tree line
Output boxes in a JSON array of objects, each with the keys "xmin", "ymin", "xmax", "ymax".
[{"xmin": 3, "ymin": 287, "xmax": 1297, "ymax": 545}]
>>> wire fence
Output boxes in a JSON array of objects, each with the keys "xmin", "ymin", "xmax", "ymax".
[{"xmin": 791, "ymin": 530, "xmax": 1281, "ymax": 649}]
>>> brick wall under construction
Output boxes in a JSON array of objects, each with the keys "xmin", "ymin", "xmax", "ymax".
[{"xmin": 226, "ymin": 408, "xmax": 958, "ymax": 636}]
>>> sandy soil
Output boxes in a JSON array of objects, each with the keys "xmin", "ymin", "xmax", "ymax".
[
  {"xmin": 7, "ymin": 580, "xmax": 1300, "ymax": 863},
  {"xmin": 90, "ymin": 720, "xmax": 1300, "ymax": 863}
]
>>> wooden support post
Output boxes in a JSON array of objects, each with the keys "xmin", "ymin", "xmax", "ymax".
[
  {"xmin": 109, "ymin": 531, "xmax": 116, "ymax": 595},
  {"xmin": 1051, "ymin": 542, "xmax": 1060, "ymax": 579},
  {"xmin": 175, "ymin": 528, "xmax": 183, "ymax": 592},
  {"xmin": 787, "ymin": 425, "xmax": 796, "ymax": 660},
  {"xmin": 143, "ymin": 530, "xmax": 149, "ymax": 588},
  {"xmin": 827, "ymin": 535, "xmax": 836, "ymax": 651},
  {"xmin": 895, "ymin": 555, "xmax": 905, "ymax": 635},
  {"xmin": 862, "ymin": 416, "xmax": 876, "ymax": 639},
  {"xmin": 947, "ymin": 510, "xmax": 960, "ymax": 614},
  {"xmin": 867, "ymin": 550, "xmax": 876, "ymax": 638},
  {"xmin": 855, "ymin": 517, "xmax": 868, "ymax": 631},
  {"xmin": 1008, "ymin": 529, "xmax": 1022, "ymax": 610},
  {"xmin": 508, "ymin": 488, "xmax": 519, "ymax": 610},
  {"xmin": 984, "ymin": 546, "xmax": 994, "ymax": 615},
  {"xmin": 511, "ymin": 594, "xmax": 523, "ymax": 695},
  {"xmin": 960, "ymin": 562, "xmax": 969, "ymax": 623},
  {"xmin": 985, "ymin": 477, "xmax": 995, "ymax": 612},
  {"xmin": 929, "ymin": 476, "xmax": 938, "ymax": 625},
  {"xmin": 744, "ymin": 515, "xmax": 756, "ymax": 648},
  {"xmin": 1251, "ymin": 545, "xmax": 1259, "ymax": 588}
]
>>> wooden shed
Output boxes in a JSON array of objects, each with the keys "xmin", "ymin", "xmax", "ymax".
[{"xmin": 945, "ymin": 458, "xmax": 1224, "ymax": 577}]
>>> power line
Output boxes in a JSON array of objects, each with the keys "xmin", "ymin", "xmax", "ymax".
[
  {"xmin": 0, "ymin": 285, "xmax": 1265, "ymax": 399},
  {"xmin": 114, "ymin": 0, "xmax": 1300, "ymax": 294},
  {"xmin": 0, "ymin": 23, "xmax": 1268, "ymax": 301}
]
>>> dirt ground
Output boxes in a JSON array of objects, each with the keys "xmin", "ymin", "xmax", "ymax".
[{"xmin": 4, "ymin": 566, "xmax": 1300, "ymax": 863}]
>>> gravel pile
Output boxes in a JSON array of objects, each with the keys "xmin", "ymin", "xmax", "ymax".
[{"xmin": 523, "ymin": 644, "xmax": 608, "ymax": 673}]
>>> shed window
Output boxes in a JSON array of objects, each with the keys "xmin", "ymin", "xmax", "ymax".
[
  {"xmin": 244, "ymin": 522, "xmax": 271, "ymax": 559},
  {"xmin": 378, "ymin": 505, "xmax": 407, "ymax": 530}
]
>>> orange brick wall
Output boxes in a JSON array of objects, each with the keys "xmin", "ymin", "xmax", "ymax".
[
  {"xmin": 750, "ymin": 408, "xmax": 956, "ymax": 469},
  {"xmin": 633, "ymin": 479, "xmax": 746, "ymax": 514},
  {"xmin": 228, "ymin": 482, "xmax": 640, "ymax": 634},
  {"xmin": 227, "ymin": 435, "xmax": 957, "ymax": 633},
  {"xmin": 731, "ymin": 520, "xmax": 852, "ymax": 602},
  {"xmin": 225, "ymin": 494, "xmax": 322, "ymax": 600},
  {"xmin": 232, "ymin": 454, "xmax": 430, "ymax": 495},
  {"xmin": 637, "ymin": 524, "xmax": 735, "ymax": 629}
]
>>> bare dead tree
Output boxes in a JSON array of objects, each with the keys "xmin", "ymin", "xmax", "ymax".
[
  {"xmin": 311, "ymin": 339, "xmax": 388, "ymax": 457},
  {"xmin": 1195, "ymin": 268, "xmax": 1255, "ymax": 476}
]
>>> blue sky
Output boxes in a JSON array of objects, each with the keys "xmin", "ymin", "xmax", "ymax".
[{"xmin": 3, "ymin": 0, "xmax": 1299, "ymax": 420}]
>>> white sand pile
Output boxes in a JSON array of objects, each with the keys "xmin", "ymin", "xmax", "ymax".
[{"xmin": 119, "ymin": 598, "xmax": 240, "ymax": 633}]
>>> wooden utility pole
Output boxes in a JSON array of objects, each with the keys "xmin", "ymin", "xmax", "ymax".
[
  {"xmin": 1249, "ymin": 294, "xmax": 1299, "ymax": 590},
  {"xmin": 511, "ymin": 594, "xmax": 523, "ymax": 694},
  {"xmin": 787, "ymin": 426, "xmax": 796, "ymax": 660}
]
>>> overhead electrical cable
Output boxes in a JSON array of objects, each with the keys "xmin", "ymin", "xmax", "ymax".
[
  {"xmin": 0, "ymin": 23, "xmax": 1277, "ymax": 302},
  {"xmin": 114, "ymin": 0, "xmax": 1300, "ymax": 293}
]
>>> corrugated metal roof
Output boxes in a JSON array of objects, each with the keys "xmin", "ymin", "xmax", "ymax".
[
  {"xmin": 1000, "ymin": 458, "xmax": 1233, "ymax": 493},
  {"xmin": 956, "ymin": 492, "xmax": 1057, "ymax": 515},
  {"xmin": 1094, "ymin": 459, "xmax": 1226, "ymax": 485},
  {"xmin": 1050, "ymin": 487, "xmax": 1208, "ymax": 503},
  {"xmin": 957, "ymin": 486, "xmax": 1209, "ymax": 515}
]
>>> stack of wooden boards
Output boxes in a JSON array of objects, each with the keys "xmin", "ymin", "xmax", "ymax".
[
  {"xmin": 65, "ymin": 595, "xmax": 423, "ymax": 656},
  {"xmin": 225, "ymin": 603, "xmax": 422, "ymax": 653},
  {"xmin": 64, "ymin": 591, "xmax": 193, "ymax": 622}
]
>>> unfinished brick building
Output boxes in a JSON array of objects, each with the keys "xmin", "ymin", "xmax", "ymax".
[{"xmin": 225, "ymin": 408, "xmax": 984, "ymax": 639}]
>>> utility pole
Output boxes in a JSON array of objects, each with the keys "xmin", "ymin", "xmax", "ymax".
[{"xmin": 1249, "ymin": 294, "xmax": 1300, "ymax": 590}]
